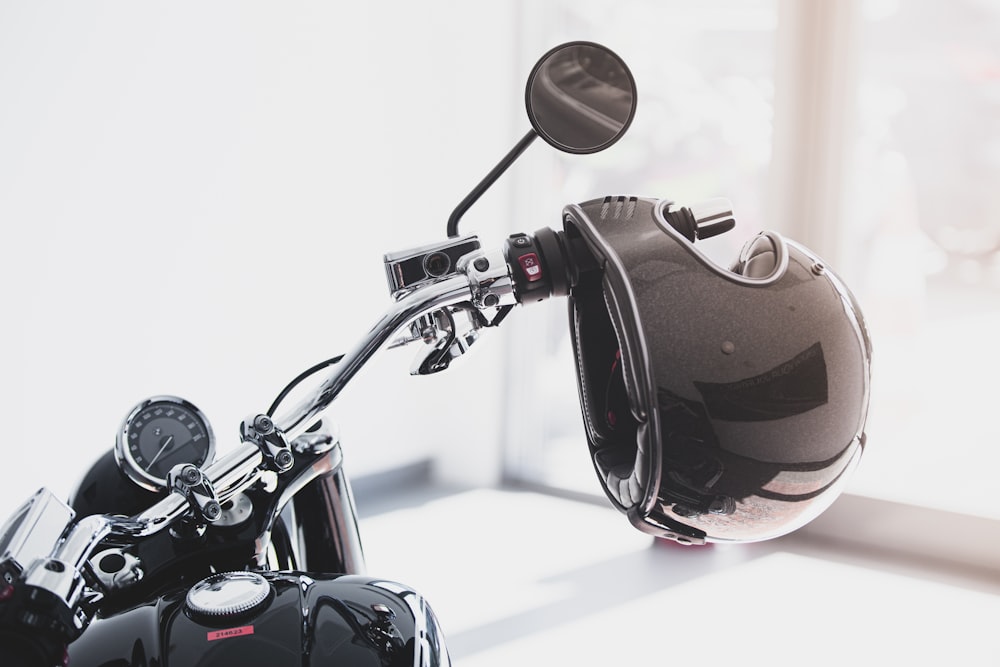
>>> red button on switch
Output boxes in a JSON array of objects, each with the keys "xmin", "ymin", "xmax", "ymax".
[{"xmin": 518, "ymin": 253, "xmax": 543, "ymax": 282}]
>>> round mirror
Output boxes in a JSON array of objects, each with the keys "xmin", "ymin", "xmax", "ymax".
[{"xmin": 525, "ymin": 41, "xmax": 637, "ymax": 154}]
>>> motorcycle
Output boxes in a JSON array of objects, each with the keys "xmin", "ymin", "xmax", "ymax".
[{"xmin": 0, "ymin": 42, "xmax": 872, "ymax": 666}]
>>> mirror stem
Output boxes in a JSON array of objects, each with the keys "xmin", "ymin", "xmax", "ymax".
[{"xmin": 447, "ymin": 129, "xmax": 538, "ymax": 238}]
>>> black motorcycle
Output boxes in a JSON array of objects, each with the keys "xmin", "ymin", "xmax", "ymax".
[{"xmin": 0, "ymin": 42, "xmax": 872, "ymax": 666}]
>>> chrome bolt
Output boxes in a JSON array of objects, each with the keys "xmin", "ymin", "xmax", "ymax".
[
  {"xmin": 275, "ymin": 450, "xmax": 294, "ymax": 470},
  {"xmin": 254, "ymin": 415, "xmax": 274, "ymax": 434},
  {"xmin": 203, "ymin": 501, "xmax": 222, "ymax": 521},
  {"xmin": 181, "ymin": 466, "xmax": 201, "ymax": 485}
]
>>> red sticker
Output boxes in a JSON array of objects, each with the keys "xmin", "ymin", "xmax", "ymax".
[{"xmin": 207, "ymin": 625, "xmax": 255, "ymax": 641}]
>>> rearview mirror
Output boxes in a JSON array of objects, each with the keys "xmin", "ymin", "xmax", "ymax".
[
  {"xmin": 447, "ymin": 41, "xmax": 637, "ymax": 237},
  {"xmin": 525, "ymin": 41, "xmax": 637, "ymax": 154}
]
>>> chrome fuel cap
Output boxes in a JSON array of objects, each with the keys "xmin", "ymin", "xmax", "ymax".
[{"xmin": 186, "ymin": 571, "xmax": 270, "ymax": 617}]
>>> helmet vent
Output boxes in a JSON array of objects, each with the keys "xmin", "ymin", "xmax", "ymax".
[{"xmin": 600, "ymin": 196, "xmax": 638, "ymax": 221}]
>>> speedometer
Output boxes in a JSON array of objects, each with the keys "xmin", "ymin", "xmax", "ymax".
[{"xmin": 115, "ymin": 396, "xmax": 216, "ymax": 492}]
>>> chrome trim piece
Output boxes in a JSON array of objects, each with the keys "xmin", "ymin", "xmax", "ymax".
[
  {"xmin": 297, "ymin": 464, "xmax": 367, "ymax": 575},
  {"xmin": 89, "ymin": 547, "xmax": 143, "ymax": 591},
  {"xmin": 0, "ymin": 488, "xmax": 74, "ymax": 573},
  {"xmin": 253, "ymin": 443, "xmax": 345, "ymax": 568},
  {"xmin": 291, "ymin": 420, "xmax": 339, "ymax": 455},
  {"xmin": 186, "ymin": 571, "xmax": 271, "ymax": 617},
  {"xmin": 458, "ymin": 248, "xmax": 517, "ymax": 310},
  {"xmin": 240, "ymin": 414, "xmax": 294, "ymax": 473},
  {"xmin": 167, "ymin": 464, "xmax": 222, "ymax": 524},
  {"xmin": 215, "ymin": 492, "xmax": 254, "ymax": 528},
  {"xmin": 21, "ymin": 513, "xmax": 115, "ymax": 613},
  {"xmin": 22, "ymin": 557, "xmax": 84, "ymax": 613},
  {"xmin": 383, "ymin": 235, "xmax": 481, "ymax": 299}
]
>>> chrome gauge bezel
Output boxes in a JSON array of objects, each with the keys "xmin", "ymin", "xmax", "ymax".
[{"xmin": 114, "ymin": 395, "xmax": 216, "ymax": 492}]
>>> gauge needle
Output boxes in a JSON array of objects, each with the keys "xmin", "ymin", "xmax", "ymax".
[{"xmin": 148, "ymin": 435, "xmax": 175, "ymax": 468}]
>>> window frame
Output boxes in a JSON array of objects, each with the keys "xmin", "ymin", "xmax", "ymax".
[{"xmin": 499, "ymin": 0, "xmax": 1000, "ymax": 573}]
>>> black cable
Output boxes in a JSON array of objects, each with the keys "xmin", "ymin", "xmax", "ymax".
[{"xmin": 266, "ymin": 354, "xmax": 344, "ymax": 418}]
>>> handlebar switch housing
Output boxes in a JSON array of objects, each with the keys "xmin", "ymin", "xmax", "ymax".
[
  {"xmin": 504, "ymin": 233, "xmax": 552, "ymax": 304},
  {"xmin": 504, "ymin": 227, "xmax": 598, "ymax": 305}
]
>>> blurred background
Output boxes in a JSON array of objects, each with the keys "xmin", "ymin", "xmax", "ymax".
[{"xmin": 1, "ymin": 0, "xmax": 998, "ymax": 663}]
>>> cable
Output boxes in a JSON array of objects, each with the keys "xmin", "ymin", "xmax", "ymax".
[{"xmin": 266, "ymin": 354, "xmax": 344, "ymax": 418}]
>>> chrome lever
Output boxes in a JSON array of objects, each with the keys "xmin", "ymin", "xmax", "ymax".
[{"xmin": 409, "ymin": 308, "xmax": 480, "ymax": 375}]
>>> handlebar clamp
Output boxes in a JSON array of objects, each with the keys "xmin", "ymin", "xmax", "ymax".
[
  {"xmin": 241, "ymin": 414, "xmax": 294, "ymax": 473},
  {"xmin": 167, "ymin": 464, "xmax": 222, "ymax": 524}
]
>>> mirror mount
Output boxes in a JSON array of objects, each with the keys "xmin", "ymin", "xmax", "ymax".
[
  {"xmin": 446, "ymin": 129, "xmax": 538, "ymax": 238},
  {"xmin": 447, "ymin": 41, "xmax": 636, "ymax": 238}
]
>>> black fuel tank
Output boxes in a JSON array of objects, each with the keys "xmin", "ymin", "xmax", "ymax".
[{"xmin": 68, "ymin": 571, "xmax": 450, "ymax": 666}]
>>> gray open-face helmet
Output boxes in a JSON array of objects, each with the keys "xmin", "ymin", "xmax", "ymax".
[{"xmin": 563, "ymin": 195, "xmax": 872, "ymax": 544}]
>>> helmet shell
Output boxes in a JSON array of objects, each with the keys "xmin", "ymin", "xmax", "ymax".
[{"xmin": 565, "ymin": 196, "xmax": 872, "ymax": 543}]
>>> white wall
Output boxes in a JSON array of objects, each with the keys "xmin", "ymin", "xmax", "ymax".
[{"xmin": 0, "ymin": 1, "xmax": 524, "ymax": 510}]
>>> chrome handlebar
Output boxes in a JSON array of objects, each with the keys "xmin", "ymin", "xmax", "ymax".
[
  {"xmin": 276, "ymin": 247, "xmax": 516, "ymax": 439},
  {"xmin": 0, "ymin": 243, "xmax": 520, "ymax": 631}
]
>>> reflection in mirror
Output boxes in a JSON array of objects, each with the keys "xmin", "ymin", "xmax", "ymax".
[{"xmin": 526, "ymin": 42, "xmax": 637, "ymax": 154}]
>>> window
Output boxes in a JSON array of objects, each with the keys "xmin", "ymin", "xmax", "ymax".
[
  {"xmin": 839, "ymin": 0, "xmax": 1000, "ymax": 519},
  {"xmin": 505, "ymin": 0, "xmax": 1000, "ymax": 524}
]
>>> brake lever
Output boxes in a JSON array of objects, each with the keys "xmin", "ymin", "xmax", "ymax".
[{"xmin": 409, "ymin": 307, "xmax": 489, "ymax": 375}]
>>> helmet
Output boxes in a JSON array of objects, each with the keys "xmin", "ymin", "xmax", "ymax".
[{"xmin": 563, "ymin": 195, "xmax": 871, "ymax": 544}]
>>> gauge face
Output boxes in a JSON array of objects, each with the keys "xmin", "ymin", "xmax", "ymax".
[{"xmin": 115, "ymin": 396, "xmax": 216, "ymax": 491}]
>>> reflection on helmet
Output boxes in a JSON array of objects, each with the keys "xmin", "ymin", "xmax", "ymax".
[{"xmin": 566, "ymin": 196, "xmax": 871, "ymax": 544}]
